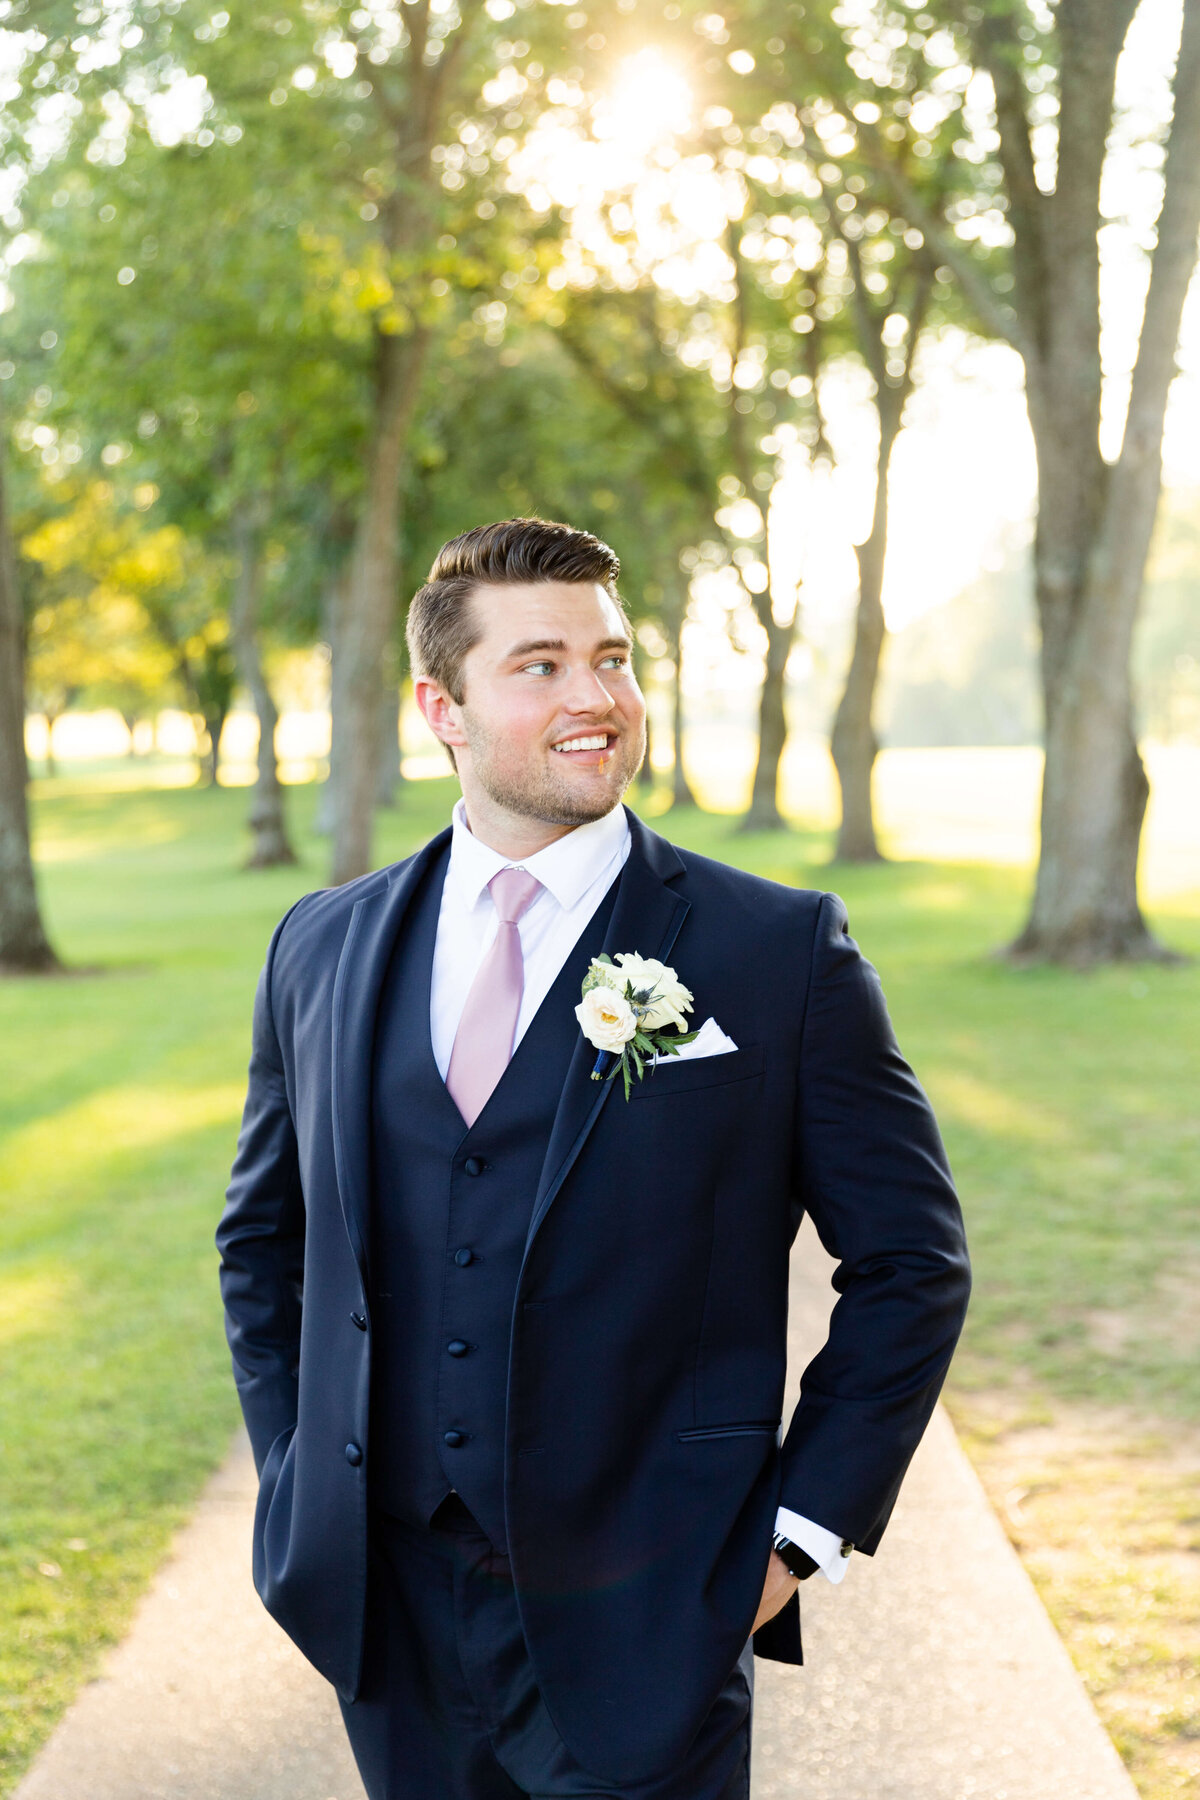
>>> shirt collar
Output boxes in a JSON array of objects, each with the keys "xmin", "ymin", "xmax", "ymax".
[{"xmin": 447, "ymin": 795, "xmax": 630, "ymax": 913}]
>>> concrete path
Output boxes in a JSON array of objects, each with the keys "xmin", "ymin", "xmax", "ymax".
[{"xmin": 15, "ymin": 1224, "xmax": 1138, "ymax": 1800}]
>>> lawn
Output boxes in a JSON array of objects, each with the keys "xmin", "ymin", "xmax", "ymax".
[{"xmin": 1, "ymin": 759, "xmax": 1197, "ymax": 1796}]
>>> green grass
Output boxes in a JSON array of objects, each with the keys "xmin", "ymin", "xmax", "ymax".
[{"xmin": 1, "ymin": 766, "xmax": 1197, "ymax": 1794}]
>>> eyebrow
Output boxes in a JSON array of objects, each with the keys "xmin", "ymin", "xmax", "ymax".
[{"xmin": 504, "ymin": 635, "xmax": 633, "ymax": 660}]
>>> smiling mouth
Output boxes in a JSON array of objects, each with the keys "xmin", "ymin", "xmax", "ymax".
[{"xmin": 551, "ymin": 733, "xmax": 616, "ymax": 756}]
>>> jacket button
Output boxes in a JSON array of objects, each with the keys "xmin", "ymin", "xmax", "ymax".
[
  {"xmin": 350, "ymin": 1312, "xmax": 367, "ymax": 1331},
  {"xmin": 345, "ymin": 1442, "xmax": 363, "ymax": 1466},
  {"xmin": 447, "ymin": 1339, "xmax": 470, "ymax": 1358},
  {"xmin": 454, "ymin": 1248, "xmax": 474, "ymax": 1267},
  {"xmin": 464, "ymin": 1156, "xmax": 485, "ymax": 1177},
  {"xmin": 443, "ymin": 1430, "xmax": 466, "ymax": 1448}
]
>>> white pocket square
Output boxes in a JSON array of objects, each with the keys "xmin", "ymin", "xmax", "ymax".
[{"xmin": 652, "ymin": 1016, "xmax": 738, "ymax": 1065}]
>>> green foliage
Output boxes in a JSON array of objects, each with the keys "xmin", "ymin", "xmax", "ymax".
[
  {"xmin": 4, "ymin": 0, "xmax": 1017, "ymax": 725},
  {"xmin": 399, "ymin": 317, "xmax": 710, "ymax": 619}
]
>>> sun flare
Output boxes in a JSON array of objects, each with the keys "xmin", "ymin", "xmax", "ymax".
[{"xmin": 599, "ymin": 48, "xmax": 693, "ymax": 152}]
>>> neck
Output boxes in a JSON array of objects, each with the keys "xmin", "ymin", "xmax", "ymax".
[{"xmin": 459, "ymin": 795, "xmax": 585, "ymax": 862}]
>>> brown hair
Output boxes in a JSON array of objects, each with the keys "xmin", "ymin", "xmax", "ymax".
[{"xmin": 406, "ymin": 517, "xmax": 625, "ymax": 706}]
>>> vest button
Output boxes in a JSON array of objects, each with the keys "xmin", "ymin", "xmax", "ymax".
[
  {"xmin": 454, "ymin": 1248, "xmax": 474, "ymax": 1267},
  {"xmin": 350, "ymin": 1311, "xmax": 367, "ymax": 1331},
  {"xmin": 464, "ymin": 1156, "xmax": 486, "ymax": 1177},
  {"xmin": 447, "ymin": 1339, "xmax": 470, "ymax": 1358},
  {"xmin": 345, "ymin": 1442, "xmax": 363, "ymax": 1466},
  {"xmin": 443, "ymin": 1430, "xmax": 466, "ymax": 1448}
]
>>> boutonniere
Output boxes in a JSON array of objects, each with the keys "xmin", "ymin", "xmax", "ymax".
[{"xmin": 575, "ymin": 952, "xmax": 699, "ymax": 1099}]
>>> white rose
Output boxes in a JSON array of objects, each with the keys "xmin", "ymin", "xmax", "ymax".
[
  {"xmin": 575, "ymin": 985, "xmax": 638, "ymax": 1053},
  {"xmin": 612, "ymin": 953, "xmax": 694, "ymax": 1033}
]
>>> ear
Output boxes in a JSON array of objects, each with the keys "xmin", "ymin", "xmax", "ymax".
[{"xmin": 413, "ymin": 674, "xmax": 468, "ymax": 752}]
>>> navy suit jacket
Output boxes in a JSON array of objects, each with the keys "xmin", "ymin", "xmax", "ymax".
[{"xmin": 217, "ymin": 806, "xmax": 970, "ymax": 1784}]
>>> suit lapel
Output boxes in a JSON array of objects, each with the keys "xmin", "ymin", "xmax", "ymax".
[
  {"xmin": 525, "ymin": 808, "xmax": 690, "ymax": 1249},
  {"xmin": 330, "ymin": 829, "xmax": 452, "ymax": 1283}
]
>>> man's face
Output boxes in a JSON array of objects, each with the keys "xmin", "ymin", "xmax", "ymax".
[{"xmin": 431, "ymin": 580, "xmax": 646, "ymax": 830}]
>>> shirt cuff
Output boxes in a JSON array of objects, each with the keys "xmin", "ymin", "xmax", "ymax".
[{"xmin": 775, "ymin": 1506, "xmax": 851, "ymax": 1585}]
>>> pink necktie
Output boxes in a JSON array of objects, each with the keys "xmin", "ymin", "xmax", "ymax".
[{"xmin": 445, "ymin": 867, "xmax": 543, "ymax": 1127}]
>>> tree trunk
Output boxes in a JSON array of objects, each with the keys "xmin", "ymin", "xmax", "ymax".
[
  {"xmin": 997, "ymin": 0, "xmax": 1200, "ymax": 962},
  {"xmin": 1014, "ymin": 669, "xmax": 1152, "ymax": 962},
  {"xmin": 314, "ymin": 567, "xmax": 346, "ymax": 838},
  {"xmin": 740, "ymin": 602, "xmax": 794, "ymax": 831},
  {"xmin": 631, "ymin": 642, "xmax": 655, "ymax": 795},
  {"xmin": 665, "ymin": 576, "xmax": 697, "ymax": 808},
  {"xmin": 826, "ymin": 258, "xmax": 927, "ymax": 862},
  {"xmin": 202, "ymin": 710, "xmax": 226, "ymax": 787},
  {"xmin": 375, "ymin": 676, "xmax": 403, "ymax": 809},
  {"xmin": 0, "ymin": 439, "xmax": 58, "ymax": 973},
  {"xmin": 42, "ymin": 708, "xmax": 59, "ymax": 779},
  {"xmin": 830, "ymin": 555, "xmax": 884, "ymax": 862},
  {"xmin": 331, "ymin": 325, "xmax": 431, "ymax": 886},
  {"xmin": 230, "ymin": 507, "xmax": 297, "ymax": 870},
  {"xmin": 830, "ymin": 393, "xmax": 904, "ymax": 863}
]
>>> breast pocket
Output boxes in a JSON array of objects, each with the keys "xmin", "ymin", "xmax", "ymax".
[{"xmin": 630, "ymin": 1042, "xmax": 765, "ymax": 1099}]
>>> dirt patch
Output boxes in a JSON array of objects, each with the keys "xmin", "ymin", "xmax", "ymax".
[{"xmin": 948, "ymin": 1392, "xmax": 1200, "ymax": 1800}]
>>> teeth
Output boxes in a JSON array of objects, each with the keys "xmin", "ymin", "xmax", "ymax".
[{"xmin": 553, "ymin": 735, "xmax": 610, "ymax": 752}]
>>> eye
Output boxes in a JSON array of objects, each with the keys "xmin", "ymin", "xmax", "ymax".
[
  {"xmin": 600, "ymin": 653, "xmax": 629, "ymax": 669},
  {"xmin": 521, "ymin": 660, "xmax": 555, "ymax": 676}
]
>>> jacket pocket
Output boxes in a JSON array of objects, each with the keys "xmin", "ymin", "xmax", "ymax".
[
  {"xmin": 676, "ymin": 1420, "xmax": 779, "ymax": 1442},
  {"xmin": 631, "ymin": 1042, "xmax": 765, "ymax": 1099},
  {"xmin": 252, "ymin": 1421, "xmax": 298, "ymax": 1600}
]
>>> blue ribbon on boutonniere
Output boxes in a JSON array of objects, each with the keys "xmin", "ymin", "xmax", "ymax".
[{"xmin": 591, "ymin": 1048, "xmax": 616, "ymax": 1082}]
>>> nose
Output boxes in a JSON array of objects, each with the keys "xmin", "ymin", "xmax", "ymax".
[{"xmin": 562, "ymin": 662, "xmax": 618, "ymax": 716}]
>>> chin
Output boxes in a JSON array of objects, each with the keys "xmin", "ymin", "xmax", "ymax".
[{"xmin": 481, "ymin": 761, "xmax": 633, "ymax": 828}]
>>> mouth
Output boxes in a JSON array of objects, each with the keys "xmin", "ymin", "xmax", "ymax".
[{"xmin": 550, "ymin": 732, "xmax": 618, "ymax": 764}]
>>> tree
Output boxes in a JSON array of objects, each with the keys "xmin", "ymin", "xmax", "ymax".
[
  {"xmin": 18, "ymin": 477, "xmax": 236, "ymax": 785},
  {"xmin": 552, "ymin": 263, "xmax": 812, "ymax": 831},
  {"xmin": 11, "ymin": 2, "xmax": 536, "ymax": 879},
  {"xmin": 0, "ymin": 411, "xmax": 58, "ymax": 974},
  {"xmin": 879, "ymin": 0, "xmax": 1200, "ymax": 961},
  {"xmin": 692, "ymin": 0, "xmax": 987, "ymax": 857},
  {"xmin": 25, "ymin": 588, "xmax": 174, "ymax": 771},
  {"xmin": 388, "ymin": 299, "xmax": 711, "ymax": 807},
  {"xmin": 16, "ymin": 104, "xmax": 350, "ymax": 856}
]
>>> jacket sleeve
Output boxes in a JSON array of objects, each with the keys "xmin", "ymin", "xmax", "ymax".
[
  {"xmin": 216, "ymin": 906, "xmax": 307, "ymax": 1474},
  {"xmin": 779, "ymin": 891, "xmax": 971, "ymax": 1553}
]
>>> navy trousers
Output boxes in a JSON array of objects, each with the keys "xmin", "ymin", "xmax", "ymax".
[{"xmin": 339, "ymin": 1498, "xmax": 754, "ymax": 1800}]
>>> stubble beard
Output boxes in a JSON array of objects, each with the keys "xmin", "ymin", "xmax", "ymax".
[{"xmin": 462, "ymin": 712, "xmax": 647, "ymax": 828}]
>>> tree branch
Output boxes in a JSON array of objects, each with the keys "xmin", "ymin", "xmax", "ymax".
[
  {"xmin": 557, "ymin": 314, "xmax": 716, "ymax": 520},
  {"xmin": 857, "ymin": 128, "xmax": 1029, "ymax": 358},
  {"xmin": 723, "ymin": 222, "xmax": 763, "ymax": 516},
  {"xmin": 823, "ymin": 200, "xmax": 888, "ymax": 391},
  {"xmin": 972, "ymin": 5, "xmax": 1050, "ymax": 358},
  {"xmin": 1115, "ymin": 0, "xmax": 1200, "ymax": 481}
]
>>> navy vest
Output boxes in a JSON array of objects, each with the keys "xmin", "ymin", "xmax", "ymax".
[{"xmin": 368, "ymin": 842, "xmax": 621, "ymax": 1550}]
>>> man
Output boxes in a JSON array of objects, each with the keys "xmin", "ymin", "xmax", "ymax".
[{"xmin": 217, "ymin": 517, "xmax": 970, "ymax": 1800}]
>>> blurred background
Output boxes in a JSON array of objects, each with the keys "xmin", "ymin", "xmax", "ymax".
[{"xmin": 0, "ymin": 1, "xmax": 1197, "ymax": 1796}]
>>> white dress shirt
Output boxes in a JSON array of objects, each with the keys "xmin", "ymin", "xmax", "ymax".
[
  {"xmin": 430, "ymin": 797, "xmax": 631, "ymax": 1080},
  {"xmin": 430, "ymin": 798, "xmax": 848, "ymax": 1585}
]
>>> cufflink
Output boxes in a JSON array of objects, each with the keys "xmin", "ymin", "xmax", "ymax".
[{"xmin": 839, "ymin": 1540, "xmax": 854, "ymax": 1558}]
